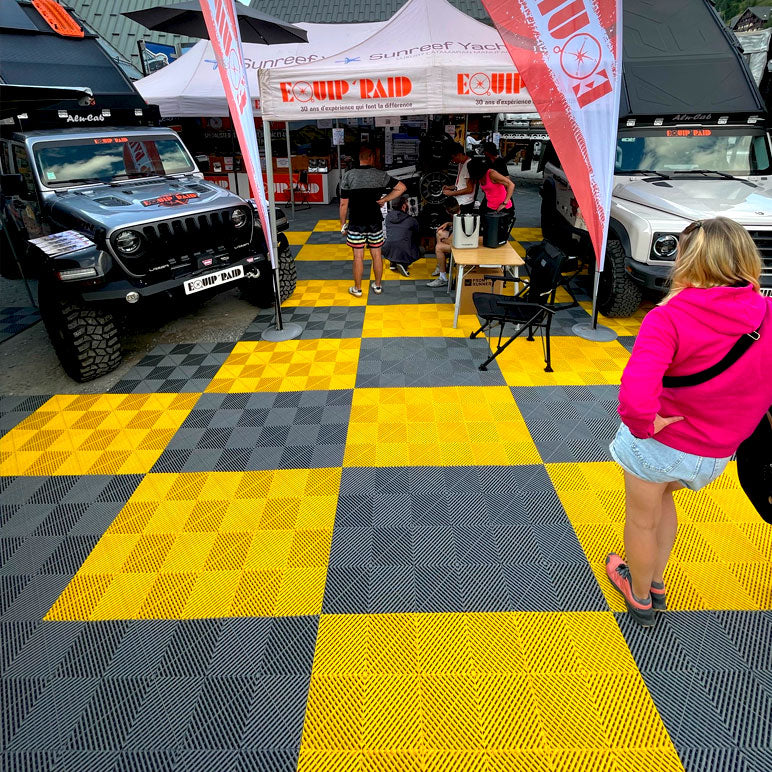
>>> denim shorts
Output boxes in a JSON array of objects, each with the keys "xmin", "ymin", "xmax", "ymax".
[{"xmin": 609, "ymin": 423, "xmax": 731, "ymax": 491}]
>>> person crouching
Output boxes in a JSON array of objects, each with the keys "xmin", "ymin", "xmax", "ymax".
[{"xmin": 382, "ymin": 195, "xmax": 421, "ymax": 277}]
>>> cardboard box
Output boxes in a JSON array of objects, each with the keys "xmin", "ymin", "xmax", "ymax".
[{"xmin": 458, "ymin": 265, "xmax": 506, "ymax": 316}]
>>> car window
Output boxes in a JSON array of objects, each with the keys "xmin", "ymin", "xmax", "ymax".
[{"xmin": 11, "ymin": 145, "xmax": 37, "ymax": 200}]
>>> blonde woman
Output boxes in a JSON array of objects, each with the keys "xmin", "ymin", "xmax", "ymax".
[{"xmin": 605, "ymin": 217, "xmax": 772, "ymax": 627}]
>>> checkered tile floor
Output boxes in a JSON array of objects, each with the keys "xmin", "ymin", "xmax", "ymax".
[
  {"xmin": 1, "ymin": 216, "xmax": 770, "ymax": 772},
  {"xmin": 0, "ymin": 306, "xmax": 40, "ymax": 343}
]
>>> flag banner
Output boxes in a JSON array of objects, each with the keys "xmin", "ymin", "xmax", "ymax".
[
  {"xmin": 482, "ymin": 0, "xmax": 622, "ymax": 268},
  {"xmin": 199, "ymin": 0, "xmax": 275, "ymax": 267}
]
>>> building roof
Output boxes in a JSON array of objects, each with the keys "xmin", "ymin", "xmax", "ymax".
[
  {"xmin": 246, "ymin": 0, "xmax": 491, "ymax": 24},
  {"xmin": 64, "ymin": 0, "xmax": 196, "ymax": 68},
  {"xmin": 733, "ymin": 6, "xmax": 772, "ymax": 25}
]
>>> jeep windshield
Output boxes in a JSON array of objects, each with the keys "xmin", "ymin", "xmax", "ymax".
[
  {"xmin": 615, "ymin": 127, "xmax": 771, "ymax": 177},
  {"xmin": 33, "ymin": 135, "xmax": 196, "ymax": 188}
]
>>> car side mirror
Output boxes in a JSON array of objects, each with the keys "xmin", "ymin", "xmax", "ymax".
[{"xmin": 0, "ymin": 173, "xmax": 24, "ymax": 198}]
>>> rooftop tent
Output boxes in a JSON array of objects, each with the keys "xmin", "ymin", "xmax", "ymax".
[
  {"xmin": 0, "ymin": 0, "xmax": 144, "ymax": 109},
  {"xmin": 135, "ymin": 21, "xmax": 385, "ymax": 117},
  {"xmin": 258, "ymin": 0, "xmax": 534, "ymax": 121},
  {"xmin": 621, "ymin": 0, "xmax": 766, "ymax": 117}
]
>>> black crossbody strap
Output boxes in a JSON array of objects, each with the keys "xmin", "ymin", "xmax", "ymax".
[{"xmin": 663, "ymin": 324, "xmax": 762, "ymax": 388}]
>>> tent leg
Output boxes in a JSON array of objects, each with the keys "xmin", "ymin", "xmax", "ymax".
[
  {"xmin": 285, "ymin": 121, "xmax": 295, "ymax": 220},
  {"xmin": 572, "ymin": 267, "xmax": 617, "ymax": 341},
  {"xmin": 261, "ymin": 118, "xmax": 302, "ymax": 342}
]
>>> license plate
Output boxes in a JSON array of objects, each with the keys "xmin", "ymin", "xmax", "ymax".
[{"xmin": 184, "ymin": 265, "xmax": 244, "ymax": 295}]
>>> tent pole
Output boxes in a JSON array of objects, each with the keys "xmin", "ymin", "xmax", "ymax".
[
  {"xmin": 260, "ymin": 117, "xmax": 302, "ymax": 342},
  {"xmin": 285, "ymin": 121, "xmax": 295, "ymax": 220},
  {"xmin": 335, "ymin": 119, "xmax": 342, "ymax": 197}
]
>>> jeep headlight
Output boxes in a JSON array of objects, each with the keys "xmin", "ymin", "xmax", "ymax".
[
  {"xmin": 651, "ymin": 233, "xmax": 679, "ymax": 260},
  {"xmin": 114, "ymin": 229, "xmax": 142, "ymax": 255},
  {"xmin": 231, "ymin": 207, "xmax": 249, "ymax": 228}
]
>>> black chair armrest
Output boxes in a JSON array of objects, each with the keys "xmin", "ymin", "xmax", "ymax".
[{"xmin": 495, "ymin": 298, "xmax": 557, "ymax": 316}]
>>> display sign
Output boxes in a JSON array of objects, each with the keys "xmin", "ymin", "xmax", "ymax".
[
  {"xmin": 264, "ymin": 171, "xmax": 328, "ymax": 204},
  {"xmin": 482, "ymin": 0, "xmax": 622, "ymax": 269},
  {"xmin": 199, "ymin": 0, "xmax": 275, "ymax": 267},
  {"xmin": 332, "ymin": 127, "xmax": 345, "ymax": 146}
]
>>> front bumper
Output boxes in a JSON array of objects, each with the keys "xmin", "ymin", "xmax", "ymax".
[
  {"xmin": 79, "ymin": 254, "xmax": 270, "ymax": 303},
  {"xmin": 624, "ymin": 259, "xmax": 672, "ymax": 292}
]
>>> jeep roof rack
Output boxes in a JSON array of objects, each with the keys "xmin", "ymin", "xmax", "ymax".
[
  {"xmin": 621, "ymin": 0, "xmax": 767, "ymax": 120},
  {"xmin": 1, "ymin": 0, "xmax": 147, "ymax": 112}
]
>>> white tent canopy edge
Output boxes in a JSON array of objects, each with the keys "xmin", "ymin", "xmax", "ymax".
[
  {"xmin": 135, "ymin": 21, "xmax": 386, "ymax": 117},
  {"xmin": 258, "ymin": 0, "xmax": 536, "ymax": 121}
]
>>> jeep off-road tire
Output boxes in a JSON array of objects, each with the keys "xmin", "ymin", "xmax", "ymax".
[
  {"xmin": 596, "ymin": 238, "xmax": 643, "ymax": 317},
  {"xmin": 38, "ymin": 283, "xmax": 121, "ymax": 382},
  {"xmin": 278, "ymin": 240, "xmax": 296, "ymax": 302}
]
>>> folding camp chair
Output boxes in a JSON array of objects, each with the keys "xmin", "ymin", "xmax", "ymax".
[{"xmin": 470, "ymin": 240, "xmax": 566, "ymax": 372}]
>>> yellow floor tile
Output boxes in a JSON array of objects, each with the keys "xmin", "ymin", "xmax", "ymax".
[
  {"xmin": 494, "ymin": 337, "xmax": 630, "ymax": 387},
  {"xmin": 296, "ymin": 244, "xmax": 353, "ymax": 261},
  {"xmin": 548, "ymin": 461, "xmax": 772, "ymax": 611},
  {"xmin": 45, "ymin": 468, "xmax": 340, "ymax": 620},
  {"xmin": 579, "ymin": 301, "xmax": 655, "ymax": 337},
  {"xmin": 285, "ymin": 230, "xmax": 312, "ymax": 245},
  {"xmin": 362, "ymin": 304, "xmax": 478, "ymax": 338},
  {"xmin": 344, "ymin": 386, "xmax": 540, "ymax": 468},
  {"xmin": 375, "ymin": 258, "xmax": 437, "ymax": 282},
  {"xmin": 511, "ymin": 227, "xmax": 543, "ymax": 242},
  {"xmin": 284, "ymin": 280, "xmax": 367, "ymax": 306},
  {"xmin": 0, "ymin": 393, "xmax": 197, "ymax": 476},
  {"xmin": 206, "ymin": 338, "xmax": 360, "ymax": 393},
  {"xmin": 300, "ymin": 612, "xmax": 682, "ymax": 765},
  {"xmin": 314, "ymin": 219, "xmax": 344, "ymax": 231}
]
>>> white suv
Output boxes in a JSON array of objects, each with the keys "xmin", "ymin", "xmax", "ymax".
[{"xmin": 540, "ymin": 122, "xmax": 772, "ymax": 316}]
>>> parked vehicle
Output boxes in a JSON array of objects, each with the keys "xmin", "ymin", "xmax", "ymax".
[
  {"xmin": 540, "ymin": 0, "xmax": 772, "ymax": 316},
  {"xmin": 0, "ymin": 0, "xmax": 293, "ymax": 381}
]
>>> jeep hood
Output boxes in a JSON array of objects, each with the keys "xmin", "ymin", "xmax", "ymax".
[
  {"xmin": 613, "ymin": 178, "xmax": 772, "ymax": 226},
  {"xmin": 45, "ymin": 176, "xmax": 247, "ymax": 234}
]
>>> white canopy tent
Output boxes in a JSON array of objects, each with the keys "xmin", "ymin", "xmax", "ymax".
[
  {"xmin": 258, "ymin": 0, "xmax": 535, "ymax": 121},
  {"xmin": 135, "ymin": 21, "xmax": 385, "ymax": 118}
]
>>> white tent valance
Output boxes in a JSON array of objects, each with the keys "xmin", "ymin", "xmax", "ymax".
[
  {"xmin": 135, "ymin": 21, "xmax": 385, "ymax": 117},
  {"xmin": 258, "ymin": 0, "xmax": 535, "ymax": 121}
]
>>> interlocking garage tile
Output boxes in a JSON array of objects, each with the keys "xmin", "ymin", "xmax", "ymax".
[
  {"xmin": 0, "ymin": 394, "xmax": 198, "ymax": 476},
  {"xmin": 296, "ymin": 612, "xmax": 681, "ymax": 770},
  {"xmin": 494, "ymin": 336, "xmax": 630, "ymax": 387},
  {"xmin": 324, "ymin": 466, "xmax": 603, "ymax": 614},
  {"xmin": 110, "ymin": 343, "xmax": 235, "ymax": 394},
  {"xmin": 0, "ymin": 305, "xmax": 41, "ymax": 343},
  {"xmin": 617, "ymin": 336, "xmax": 637, "ymax": 354},
  {"xmin": 549, "ymin": 462, "xmax": 771, "ymax": 612},
  {"xmin": 0, "ymin": 395, "xmax": 51, "ymax": 439},
  {"xmin": 374, "ymin": 258, "xmax": 438, "ymax": 282},
  {"xmin": 511, "ymin": 227, "xmax": 544, "ymax": 243},
  {"xmin": 361, "ymin": 305, "xmax": 479, "ymax": 339},
  {"xmin": 513, "ymin": 384, "xmax": 620, "ymax": 463},
  {"xmin": 284, "ymin": 280, "xmax": 370, "ymax": 307},
  {"xmin": 295, "ymin": 260, "xmax": 367, "ymax": 282},
  {"xmin": 364, "ymin": 280, "xmax": 455, "ymax": 306},
  {"xmin": 242, "ymin": 307, "xmax": 365, "ymax": 341},
  {"xmin": 306, "ymin": 231, "xmax": 346, "ymax": 245},
  {"xmin": 152, "ymin": 391, "xmax": 352, "ymax": 472},
  {"xmin": 207, "ymin": 339, "xmax": 360, "ymax": 393},
  {"xmin": 45, "ymin": 469, "xmax": 340, "ymax": 620},
  {"xmin": 285, "ymin": 231, "xmax": 311, "ymax": 245},
  {"xmin": 312, "ymin": 220, "xmax": 343, "ymax": 232},
  {"xmin": 579, "ymin": 301, "xmax": 655, "ymax": 337},
  {"xmin": 344, "ymin": 386, "xmax": 540, "ymax": 468},
  {"xmin": 295, "ymin": 244, "xmax": 353, "ymax": 261},
  {"xmin": 356, "ymin": 337, "xmax": 505, "ymax": 388}
]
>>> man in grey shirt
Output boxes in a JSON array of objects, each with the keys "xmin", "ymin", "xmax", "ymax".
[{"xmin": 339, "ymin": 145, "xmax": 406, "ymax": 297}]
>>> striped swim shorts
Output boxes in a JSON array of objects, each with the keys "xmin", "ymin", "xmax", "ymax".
[{"xmin": 347, "ymin": 223, "xmax": 385, "ymax": 249}]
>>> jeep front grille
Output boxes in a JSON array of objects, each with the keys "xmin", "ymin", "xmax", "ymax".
[
  {"xmin": 110, "ymin": 207, "xmax": 252, "ymax": 276},
  {"xmin": 749, "ymin": 230, "xmax": 772, "ymax": 280}
]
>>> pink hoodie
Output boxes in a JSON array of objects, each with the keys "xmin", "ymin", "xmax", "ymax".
[{"xmin": 618, "ymin": 284, "xmax": 772, "ymax": 458}]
